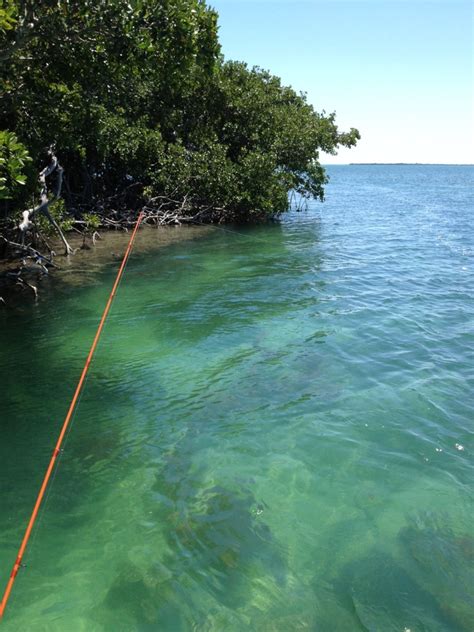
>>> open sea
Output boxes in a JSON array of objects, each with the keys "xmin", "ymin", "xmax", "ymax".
[{"xmin": 0, "ymin": 165, "xmax": 473, "ymax": 631}]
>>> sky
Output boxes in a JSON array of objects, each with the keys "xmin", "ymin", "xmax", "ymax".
[{"xmin": 209, "ymin": 0, "xmax": 474, "ymax": 164}]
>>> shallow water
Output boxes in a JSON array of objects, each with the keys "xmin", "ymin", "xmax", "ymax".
[{"xmin": 0, "ymin": 165, "xmax": 473, "ymax": 631}]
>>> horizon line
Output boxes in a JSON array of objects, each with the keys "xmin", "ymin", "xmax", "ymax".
[{"xmin": 323, "ymin": 162, "xmax": 474, "ymax": 166}]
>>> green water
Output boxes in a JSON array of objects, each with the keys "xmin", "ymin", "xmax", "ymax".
[{"xmin": 1, "ymin": 165, "xmax": 473, "ymax": 630}]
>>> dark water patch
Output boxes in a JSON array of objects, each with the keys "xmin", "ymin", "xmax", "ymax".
[{"xmin": 399, "ymin": 512, "xmax": 474, "ymax": 631}]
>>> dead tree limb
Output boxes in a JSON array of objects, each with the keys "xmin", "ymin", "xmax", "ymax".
[{"xmin": 18, "ymin": 149, "xmax": 74, "ymax": 255}]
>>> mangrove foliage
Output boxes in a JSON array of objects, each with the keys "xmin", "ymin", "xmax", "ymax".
[{"xmin": 1, "ymin": 0, "xmax": 358, "ymax": 230}]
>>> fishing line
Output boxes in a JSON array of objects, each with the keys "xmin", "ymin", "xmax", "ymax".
[
  {"xmin": 27, "ymin": 243, "xmax": 137, "ymax": 574},
  {"xmin": 0, "ymin": 211, "xmax": 144, "ymax": 620}
]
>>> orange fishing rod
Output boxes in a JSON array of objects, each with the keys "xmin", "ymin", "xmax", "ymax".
[{"xmin": 0, "ymin": 211, "xmax": 144, "ymax": 619}]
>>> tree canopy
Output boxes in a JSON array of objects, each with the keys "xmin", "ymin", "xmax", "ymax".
[{"xmin": 0, "ymin": 0, "xmax": 359, "ymax": 223}]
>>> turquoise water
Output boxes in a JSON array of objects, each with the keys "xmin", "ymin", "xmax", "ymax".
[{"xmin": 0, "ymin": 165, "xmax": 473, "ymax": 630}]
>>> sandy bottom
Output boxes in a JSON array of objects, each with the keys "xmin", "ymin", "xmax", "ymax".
[{"xmin": 0, "ymin": 223, "xmax": 213, "ymax": 300}]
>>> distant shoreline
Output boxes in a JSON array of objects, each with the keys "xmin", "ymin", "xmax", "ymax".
[{"xmin": 345, "ymin": 163, "xmax": 474, "ymax": 166}]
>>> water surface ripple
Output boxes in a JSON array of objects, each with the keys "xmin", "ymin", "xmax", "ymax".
[{"xmin": 0, "ymin": 165, "xmax": 473, "ymax": 630}]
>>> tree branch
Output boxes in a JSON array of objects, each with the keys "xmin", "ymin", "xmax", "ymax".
[{"xmin": 19, "ymin": 149, "xmax": 74, "ymax": 255}]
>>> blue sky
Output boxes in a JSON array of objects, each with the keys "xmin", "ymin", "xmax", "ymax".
[{"xmin": 210, "ymin": 1, "xmax": 473, "ymax": 164}]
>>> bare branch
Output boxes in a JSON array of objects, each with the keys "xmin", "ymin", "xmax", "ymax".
[{"xmin": 19, "ymin": 151, "xmax": 74, "ymax": 255}]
